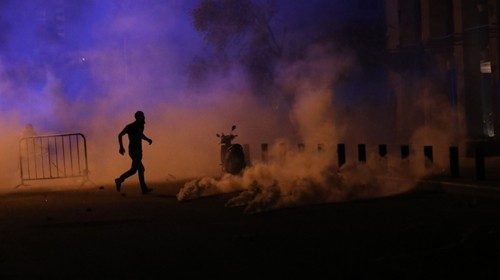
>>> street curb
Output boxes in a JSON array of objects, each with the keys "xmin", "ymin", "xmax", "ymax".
[{"xmin": 420, "ymin": 179, "xmax": 500, "ymax": 199}]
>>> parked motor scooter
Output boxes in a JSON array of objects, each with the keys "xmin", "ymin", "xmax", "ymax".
[{"xmin": 216, "ymin": 125, "xmax": 246, "ymax": 175}]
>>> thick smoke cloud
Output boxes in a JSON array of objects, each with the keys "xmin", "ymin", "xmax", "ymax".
[
  {"xmin": 0, "ymin": 0, "xmax": 296, "ymax": 190},
  {"xmin": 177, "ymin": 44, "xmax": 419, "ymax": 213},
  {"xmin": 0, "ymin": 0, "xmax": 451, "ymax": 212}
]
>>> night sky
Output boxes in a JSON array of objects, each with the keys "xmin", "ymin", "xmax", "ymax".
[{"xmin": 0, "ymin": 0, "xmax": 386, "ymax": 130}]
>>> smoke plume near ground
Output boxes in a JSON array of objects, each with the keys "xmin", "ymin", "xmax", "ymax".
[
  {"xmin": 177, "ymin": 141, "xmax": 418, "ymax": 213},
  {"xmin": 0, "ymin": 1, "xmax": 458, "ymax": 203},
  {"xmin": 177, "ymin": 45, "xmax": 419, "ymax": 213}
]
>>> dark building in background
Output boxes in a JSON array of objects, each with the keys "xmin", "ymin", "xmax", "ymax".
[{"xmin": 386, "ymin": 0, "xmax": 499, "ymax": 151}]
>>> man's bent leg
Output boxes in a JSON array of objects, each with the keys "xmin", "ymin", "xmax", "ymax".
[
  {"xmin": 118, "ymin": 164, "xmax": 138, "ymax": 182},
  {"xmin": 115, "ymin": 163, "xmax": 138, "ymax": 192}
]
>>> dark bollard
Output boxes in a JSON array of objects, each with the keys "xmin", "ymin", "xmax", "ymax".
[
  {"xmin": 401, "ymin": 145, "xmax": 410, "ymax": 160},
  {"xmin": 449, "ymin": 146, "xmax": 459, "ymax": 178},
  {"xmin": 378, "ymin": 144, "xmax": 388, "ymax": 171},
  {"xmin": 358, "ymin": 144, "xmax": 366, "ymax": 163},
  {"xmin": 378, "ymin": 144, "xmax": 387, "ymax": 158},
  {"xmin": 261, "ymin": 143, "xmax": 268, "ymax": 162},
  {"xmin": 298, "ymin": 143, "xmax": 305, "ymax": 152},
  {"xmin": 243, "ymin": 144, "xmax": 250, "ymax": 166},
  {"xmin": 317, "ymin": 144, "xmax": 324, "ymax": 153},
  {"xmin": 337, "ymin": 144, "xmax": 346, "ymax": 167},
  {"xmin": 475, "ymin": 146, "xmax": 485, "ymax": 181},
  {"xmin": 424, "ymin": 146, "xmax": 433, "ymax": 168}
]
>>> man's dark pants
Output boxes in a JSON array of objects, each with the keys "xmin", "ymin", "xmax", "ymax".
[{"xmin": 117, "ymin": 149, "xmax": 147, "ymax": 192}]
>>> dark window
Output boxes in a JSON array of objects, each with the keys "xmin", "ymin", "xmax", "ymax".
[{"xmin": 398, "ymin": 0, "xmax": 422, "ymax": 47}]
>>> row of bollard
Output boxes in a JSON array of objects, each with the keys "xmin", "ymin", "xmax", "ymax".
[
  {"xmin": 338, "ymin": 144, "xmax": 485, "ymax": 181},
  {"xmin": 251, "ymin": 143, "xmax": 486, "ymax": 181}
]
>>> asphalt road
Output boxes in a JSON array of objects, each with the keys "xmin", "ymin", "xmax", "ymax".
[{"xmin": 1, "ymin": 182, "xmax": 500, "ymax": 279}]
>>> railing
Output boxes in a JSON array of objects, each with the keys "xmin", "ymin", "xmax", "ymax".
[{"xmin": 18, "ymin": 133, "xmax": 89, "ymax": 186}]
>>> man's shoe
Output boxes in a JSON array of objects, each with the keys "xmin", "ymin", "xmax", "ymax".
[
  {"xmin": 142, "ymin": 188, "xmax": 153, "ymax": 195},
  {"xmin": 115, "ymin": 178, "xmax": 122, "ymax": 192}
]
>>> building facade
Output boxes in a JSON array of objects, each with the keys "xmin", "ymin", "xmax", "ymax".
[{"xmin": 386, "ymin": 0, "xmax": 499, "ymax": 149}]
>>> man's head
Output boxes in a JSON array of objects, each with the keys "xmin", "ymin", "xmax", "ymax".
[{"xmin": 135, "ymin": 111, "xmax": 145, "ymax": 124}]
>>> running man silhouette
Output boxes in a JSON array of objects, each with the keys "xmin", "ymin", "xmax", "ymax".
[{"xmin": 115, "ymin": 111, "xmax": 153, "ymax": 194}]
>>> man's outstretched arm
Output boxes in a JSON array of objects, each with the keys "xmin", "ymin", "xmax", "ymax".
[
  {"xmin": 118, "ymin": 130, "xmax": 126, "ymax": 155},
  {"xmin": 142, "ymin": 134, "xmax": 153, "ymax": 145}
]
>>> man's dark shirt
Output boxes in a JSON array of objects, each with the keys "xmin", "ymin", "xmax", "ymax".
[{"xmin": 123, "ymin": 121, "xmax": 144, "ymax": 152}]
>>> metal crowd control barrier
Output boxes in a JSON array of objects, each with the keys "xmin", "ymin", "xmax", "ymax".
[{"xmin": 18, "ymin": 133, "xmax": 89, "ymax": 186}]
